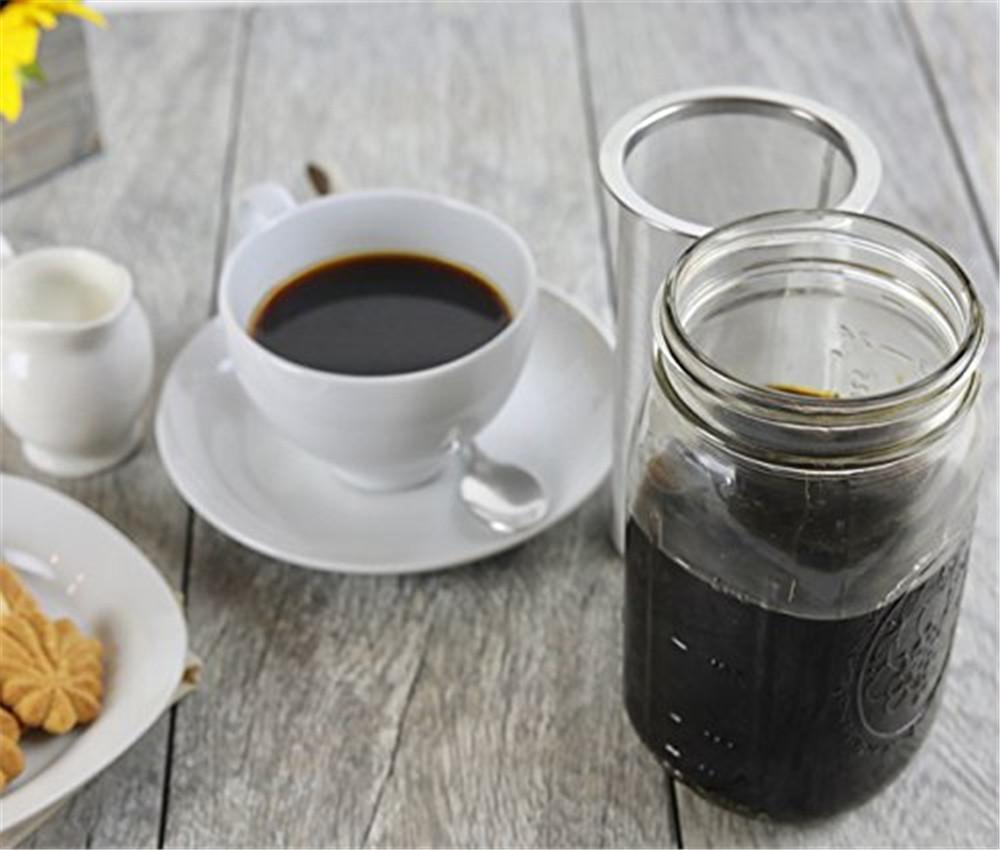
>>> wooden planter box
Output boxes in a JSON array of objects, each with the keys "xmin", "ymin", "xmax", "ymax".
[{"xmin": 0, "ymin": 18, "xmax": 101, "ymax": 197}]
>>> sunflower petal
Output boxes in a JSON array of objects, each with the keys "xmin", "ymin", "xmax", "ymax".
[
  {"xmin": 0, "ymin": 20, "xmax": 41, "ymax": 68},
  {"xmin": 38, "ymin": 1, "xmax": 106, "ymax": 28}
]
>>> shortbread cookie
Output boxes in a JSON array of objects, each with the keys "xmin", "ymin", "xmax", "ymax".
[
  {"xmin": 0, "ymin": 613, "xmax": 103, "ymax": 734},
  {"xmin": 0, "ymin": 706, "xmax": 18, "ymax": 742},
  {"xmin": 0, "ymin": 563, "xmax": 38, "ymax": 617},
  {"xmin": 0, "ymin": 706, "xmax": 24, "ymax": 791}
]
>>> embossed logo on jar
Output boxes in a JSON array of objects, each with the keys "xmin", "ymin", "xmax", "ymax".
[{"xmin": 857, "ymin": 548, "xmax": 968, "ymax": 738}]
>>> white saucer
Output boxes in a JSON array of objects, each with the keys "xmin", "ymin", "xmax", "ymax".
[
  {"xmin": 0, "ymin": 474, "xmax": 188, "ymax": 835},
  {"xmin": 155, "ymin": 288, "xmax": 612, "ymax": 574}
]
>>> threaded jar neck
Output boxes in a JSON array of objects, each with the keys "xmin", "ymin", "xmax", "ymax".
[{"xmin": 655, "ymin": 210, "xmax": 985, "ymax": 466}]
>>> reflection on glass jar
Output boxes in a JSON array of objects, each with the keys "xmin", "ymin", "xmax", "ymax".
[{"xmin": 624, "ymin": 210, "xmax": 986, "ymax": 822}]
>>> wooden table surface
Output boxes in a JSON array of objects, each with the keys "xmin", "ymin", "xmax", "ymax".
[{"xmin": 2, "ymin": 3, "xmax": 997, "ymax": 848}]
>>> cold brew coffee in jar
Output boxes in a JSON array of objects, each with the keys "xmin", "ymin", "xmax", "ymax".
[{"xmin": 625, "ymin": 211, "xmax": 986, "ymax": 821}]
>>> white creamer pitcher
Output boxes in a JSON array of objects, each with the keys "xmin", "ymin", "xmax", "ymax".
[{"xmin": 1, "ymin": 241, "xmax": 154, "ymax": 477}]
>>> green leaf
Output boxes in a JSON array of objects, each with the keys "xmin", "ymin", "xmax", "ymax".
[{"xmin": 19, "ymin": 62, "xmax": 47, "ymax": 84}]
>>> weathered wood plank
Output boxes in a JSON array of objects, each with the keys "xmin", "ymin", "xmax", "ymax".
[
  {"xmin": 214, "ymin": 3, "xmax": 612, "ymax": 328},
  {"xmin": 907, "ymin": 0, "xmax": 999, "ymax": 245},
  {"xmin": 162, "ymin": 4, "xmax": 669, "ymax": 848},
  {"xmin": 580, "ymin": 2, "xmax": 998, "ymax": 847},
  {"xmin": 362, "ymin": 500, "xmax": 675, "ymax": 849},
  {"xmin": 1, "ymin": 11, "xmax": 242, "ymax": 848}
]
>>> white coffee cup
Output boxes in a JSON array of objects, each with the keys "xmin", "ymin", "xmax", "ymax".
[{"xmin": 219, "ymin": 185, "xmax": 538, "ymax": 491}]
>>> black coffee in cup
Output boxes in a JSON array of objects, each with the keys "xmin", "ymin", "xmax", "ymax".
[{"xmin": 249, "ymin": 252, "xmax": 511, "ymax": 375}]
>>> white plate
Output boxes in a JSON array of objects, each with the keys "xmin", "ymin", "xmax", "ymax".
[
  {"xmin": 155, "ymin": 287, "xmax": 613, "ymax": 573},
  {"xmin": 0, "ymin": 475, "xmax": 188, "ymax": 834}
]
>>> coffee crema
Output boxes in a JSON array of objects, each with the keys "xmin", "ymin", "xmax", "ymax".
[{"xmin": 249, "ymin": 252, "xmax": 511, "ymax": 376}]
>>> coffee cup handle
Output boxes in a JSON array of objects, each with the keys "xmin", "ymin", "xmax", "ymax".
[{"xmin": 233, "ymin": 182, "xmax": 297, "ymax": 245}]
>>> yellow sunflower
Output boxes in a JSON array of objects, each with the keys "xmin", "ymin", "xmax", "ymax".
[{"xmin": 0, "ymin": 1, "xmax": 105, "ymax": 123}]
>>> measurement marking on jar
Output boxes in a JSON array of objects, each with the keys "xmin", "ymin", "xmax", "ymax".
[
  {"xmin": 668, "ymin": 712, "xmax": 683, "ymax": 725},
  {"xmin": 670, "ymin": 636, "xmax": 688, "ymax": 651},
  {"xmin": 849, "ymin": 367, "xmax": 872, "ymax": 394},
  {"xmin": 879, "ymin": 342, "xmax": 913, "ymax": 362},
  {"xmin": 664, "ymin": 743, "xmax": 682, "ymax": 759},
  {"xmin": 702, "ymin": 730, "xmax": 731, "ymax": 747}
]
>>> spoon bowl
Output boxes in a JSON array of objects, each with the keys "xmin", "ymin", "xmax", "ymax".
[{"xmin": 459, "ymin": 442, "xmax": 549, "ymax": 533}]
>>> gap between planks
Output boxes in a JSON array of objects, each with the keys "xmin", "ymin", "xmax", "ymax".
[
  {"xmin": 156, "ymin": 9, "xmax": 256, "ymax": 849},
  {"xmin": 570, "ymin": 0, "xmax": 619, "ymax": 318},
  {"xmin": 899, "ymin": 0, "xmax": 999, "ymax": 271}
]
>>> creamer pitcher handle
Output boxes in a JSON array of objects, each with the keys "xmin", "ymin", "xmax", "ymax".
[{"xmin": 233, "ymin": 183, "xmax": 297, "ymax": 245}]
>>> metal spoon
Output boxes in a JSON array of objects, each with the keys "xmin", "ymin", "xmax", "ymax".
[
  {"xmin": 458, "ymin": 442, "xmax": 548, "ymax": 534},
  {"xmin": 304, "ymin": 162, "xmax": 548, "ymax": 533}
]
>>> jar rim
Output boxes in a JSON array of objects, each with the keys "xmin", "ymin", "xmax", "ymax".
[{"xmin": 659, "ymin": 208, "xmax": 986, "ymax": 424}]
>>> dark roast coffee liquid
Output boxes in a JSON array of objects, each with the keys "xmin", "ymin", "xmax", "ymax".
[
  {"xmin": 625, "ymin": 517, "xmax": 968, "ymax": 821},
  {"xmin": 250, "ymin": 252, "xmax": 510, "ymax": 375}
]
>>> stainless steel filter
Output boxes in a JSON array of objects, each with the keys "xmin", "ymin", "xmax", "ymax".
[{"xmin": 600, "ymin": 86, "xmax": 882, "ymax": 552}]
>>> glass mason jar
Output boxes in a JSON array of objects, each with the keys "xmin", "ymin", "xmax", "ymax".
[{"xmin": 624, "ymin": 210, "xmax": 986, "ymax": 822}]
